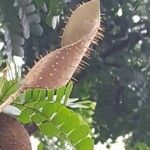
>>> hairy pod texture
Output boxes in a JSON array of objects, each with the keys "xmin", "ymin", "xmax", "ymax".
[
  {"xmin": 0, "ymin": 0, "xmax": 103, "ymax": 113},
  {"xmin": 23, "ymin": 0, "xmax": 102, "ymax": 90},
  {"xmin": 0, "ymin": 113, "xmax": 31, "ymax": 150}
]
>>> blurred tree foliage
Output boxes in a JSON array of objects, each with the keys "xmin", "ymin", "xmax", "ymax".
[
  {"xmin": 0, "ymin": 0, "xmax": 150, "ymax": 149},
  {"xmin": 73, "ymin": 0, "xmax": 150, "ymax": 146}
]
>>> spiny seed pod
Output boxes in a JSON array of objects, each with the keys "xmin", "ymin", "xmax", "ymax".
[
  {"xmin": 0, "ymin": 0, "xmax": 103, "ymax": 112},
  {"xmin": 62, "ymin": 0, "xmax": 101, "ymax": 46},
  {"xmin": 22, "ymin": 0, "xmax": 102, "ymax": 90},
  {"xmin": 0, "ymin": 113, "xmax": 31, "ymax": 150}
]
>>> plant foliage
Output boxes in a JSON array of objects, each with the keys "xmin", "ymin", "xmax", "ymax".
[
  {"xmin": 0, "ymin": 78, "xmax": 94, "ymax": 150},
  {"xmin": 135, "ymin": 143, "xmax": 150, "ymax": 150}
]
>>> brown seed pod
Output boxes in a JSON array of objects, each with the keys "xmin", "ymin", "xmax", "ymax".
[
  {"xmin": 0, "ymin": 0, "xmax": 103, "ymax": 112},
  {"xmin": 22, "ymin": 0, "xmax": 102, "ymax": 90},
  {"xmin": 0, "ymin": 113, "xmax": 31, "ymax": 150},
  {"xmin": 62, "ymin": 0, "xmax": 101, "ymax": 46}
]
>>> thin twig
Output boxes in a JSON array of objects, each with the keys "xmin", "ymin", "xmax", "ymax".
[{"xmin": 0, "ymin": 88, "xmax": 24, "ymax": 113}]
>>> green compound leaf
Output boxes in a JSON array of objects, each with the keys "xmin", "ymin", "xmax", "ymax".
[
  {"xmin": 23, "ymin": 82, "xmax": 73, "ymax": 105},
  {"xmin": 64, "ymin": 82, "xmax": 73, "ymax": 105},
  {"xmin": 56, "ymin": 85, "xmax": 66, "ymax": 103},
  {"xmin": 0, "ymin": 79, "xmax": 18, "ymax": 102},
  {"xmin": 17, "ymin": 101, "xmax": 94, "ymax": 150},
  {"xmin": 68, "ymin": 124, "xmax": 90, "ymax": 144},
  {"xmin": 0, "ymin": 80, "xmax": 94, "ymax": 150},
  {"xmin": 52, "ymin": 106, "xmax": 70, "ymax": 125},
  {"xmin": 31, "ymin": 112, "xmax": 47, "ymax": 124},
  {"xmin": 17, "ymin": 111, "xmax": 31, "ymax": 124},
  {"xmin": 39, "ymin": 122, "xmax": 60, "ymax": 136},
  {"xmin": 75, "ymin": 137, "xmax": 94, "ymax": 150},
  {"xmin": 42, "ymin": 103, "xmax": 57, "ymax": 117},
  {"xmin": 60, "ymin": 113, "xmax": 81, "ymax": 133}
]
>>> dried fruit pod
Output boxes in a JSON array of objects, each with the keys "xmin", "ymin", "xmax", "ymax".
[
  {"xmin": 0, "ymin": 0, "xmax": 103, "ymax": 112},
  {"xmin": 23, "ymin": 0, "xmax": 102, "ymax": 90},
  {"xmin": 62, "ymin": 0, "xmax": 100, "ymax": 46},
  {"xmin": 0, "ymin": 113, "xmax": 31, "ymax": 150}
]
